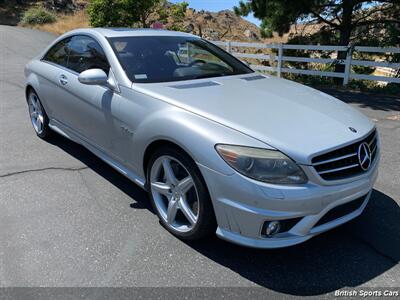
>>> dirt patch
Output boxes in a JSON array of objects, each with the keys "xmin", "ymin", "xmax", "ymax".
[
  {"xmin": 0, "ymin": 0, "xmax": 86, "ymax": 26},
  {"xmin": 29, "ymin": 9, "xmax": 88, "ymax": 35}
]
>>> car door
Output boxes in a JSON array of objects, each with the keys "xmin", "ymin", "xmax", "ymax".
[
  {"xmin": 56, "ymin": 35, "xmax": 121, "ymax": 157},
  {"xmin": 38, "ymin": 37, "xmax": 72, "ymax": 122}
]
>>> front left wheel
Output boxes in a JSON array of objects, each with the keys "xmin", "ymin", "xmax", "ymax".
[
  {"xmin": 27, "ymin": 90, "xmax": 52, "ymax": 139},
  {"xmin": 147, "ymin": 146, "xmax": 217, "ymax": 240}
]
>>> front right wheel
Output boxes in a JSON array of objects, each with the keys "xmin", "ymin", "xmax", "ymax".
[{"xmin": 147, "ymin": 146, "xmax": 216, "ymax": 240}]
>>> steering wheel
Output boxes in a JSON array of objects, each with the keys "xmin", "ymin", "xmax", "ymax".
[{"xmin": 188, "ymin": 59, "xmax": 207, "ymax": 67}]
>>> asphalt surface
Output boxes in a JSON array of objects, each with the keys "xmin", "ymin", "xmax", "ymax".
[{"xmin": 0, "ymin": 26, "xmax": 399, "ymax": 296}]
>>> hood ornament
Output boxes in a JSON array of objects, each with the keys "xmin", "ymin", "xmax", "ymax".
[
  {"xmin": 358, "ymin": 142, "xmax": 372, "ymax": 171},
  {"xmin": 349, "ymin": 127, "xmax": 357, "ymax": 133}
]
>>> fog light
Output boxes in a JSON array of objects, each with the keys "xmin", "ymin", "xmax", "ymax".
[
  {"xmin": 261, "ymin": 218, "xmax": 302, "ymax": 238},
  {"xmin": 262, "ymin": 221, "xmax": 281, "ymax": 237}
]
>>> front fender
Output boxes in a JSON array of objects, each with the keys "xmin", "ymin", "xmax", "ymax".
[{"xmin": 130, "ymin": 106, "xmax": 269, "ymax": 178}]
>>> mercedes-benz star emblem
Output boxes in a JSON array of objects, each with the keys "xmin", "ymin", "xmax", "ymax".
[{"xmin": 358, "ymin": 142, "xmax": 371, "ymax": 171}]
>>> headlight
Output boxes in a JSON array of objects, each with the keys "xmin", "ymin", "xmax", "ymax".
[{"xmin": 215, "ymin": 144, "xmax": 308, "ymax": 184}]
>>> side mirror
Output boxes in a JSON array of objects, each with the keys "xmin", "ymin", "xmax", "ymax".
[{"xmin": 78, "ymin": 69, "xmax": 108, "ymax": 86}]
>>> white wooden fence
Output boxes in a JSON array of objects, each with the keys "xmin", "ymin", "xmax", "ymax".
[{"xmin": 211, "ymin": 41, "xmax": 400, "ymax": 86}]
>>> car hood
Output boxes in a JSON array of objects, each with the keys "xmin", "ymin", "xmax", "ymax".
[{"xmin": 133, "ymin": 73, "xmax": 374, "ymax": 164}]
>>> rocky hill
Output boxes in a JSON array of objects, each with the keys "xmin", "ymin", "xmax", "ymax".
[
  {"xmin": 180, "ymin": 9, "xmax": 262, "ymax": 41},
  {"xmin": 42, "ymin": 1, "xmax": 264, "ymax": 42},
  {"xmin": 55, "ymin": 0, "xmax": 263, "ymax": 41},
  {"xmin": 43, "ymin": 0, "xmax": 87, "ymax": 11}
]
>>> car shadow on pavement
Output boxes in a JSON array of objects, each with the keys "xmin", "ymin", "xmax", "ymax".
[
  {"xmin": 184, "ymin": 189, "xmax": 400, "ymax": 295},
  {"xmin": 48, "ymin": 134, "xmax": 399, "ymax": 296},
  {"xmin": 47, "ymin": 134, "xmax": 152, "ymax": 211}
]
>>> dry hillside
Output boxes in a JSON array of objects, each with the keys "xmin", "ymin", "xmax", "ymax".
[
  {"xmin": 179, "ymin": 9, "xmax": 262, "ymax": 41},
  {"xmin": 0, "ymin": 0, "xmax": 277, "ymax": 41},
  {"xmin": 0, "ymin": 0, "xmax": 316, "ymax": 43}
]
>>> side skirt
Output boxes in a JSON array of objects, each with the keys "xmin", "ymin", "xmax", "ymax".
[{"xmin": 49, "ymin": 120, "xmax": 147, "ymax": 190}]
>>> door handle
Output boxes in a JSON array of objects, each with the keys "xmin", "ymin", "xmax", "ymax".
[{"xmin": 59, "ymin": 74, "xmax": 68, "ymax": 86}]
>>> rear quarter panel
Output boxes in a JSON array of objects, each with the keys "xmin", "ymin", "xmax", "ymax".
[{"xmin": 25, "ymin": 59, "xmax": 62, "ymax": 119}]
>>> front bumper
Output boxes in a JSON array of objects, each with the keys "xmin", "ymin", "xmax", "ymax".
[{"xmin": 197, "ymin": 155, "xmax": 379, "ymax": 249}]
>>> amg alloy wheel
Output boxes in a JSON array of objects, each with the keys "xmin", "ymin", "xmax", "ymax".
[
  {"xmin": 147, "ymin": 146, "xmax": 216, "ymax": 240},
  {"xmin": 27, "ymin": 90, "xmax": 52, "ymax": 139}
]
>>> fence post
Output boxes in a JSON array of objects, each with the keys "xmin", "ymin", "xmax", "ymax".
[
  {"xmin": 277, "ymin": 43, "xmax": 283, "ymax": 77},
  {"xmin": 226, "ymin": 41, "xmax": 232, "ymax": 54},
  {"xmin": 343, "ymin": 44, "xmax": 353, "ymax": 86}
]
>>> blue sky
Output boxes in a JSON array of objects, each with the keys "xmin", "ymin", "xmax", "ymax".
[{"xmin": 170, "ymin": 0, "xmax": 261, "ymax": 26}]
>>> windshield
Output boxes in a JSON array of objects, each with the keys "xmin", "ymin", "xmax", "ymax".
[{"xmin": 108, "ymin": 36, "xmax": 253, "ymax": 83}]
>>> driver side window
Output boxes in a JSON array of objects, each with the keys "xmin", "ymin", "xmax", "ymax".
[{"xmin": 67, "ymin": 35, "xmax": 110, "ymax": 74}]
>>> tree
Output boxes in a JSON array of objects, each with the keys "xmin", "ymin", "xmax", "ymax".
[
  {"xmin": 234, "ymin": 0, "xmax": 400, "ymax": 81},
  {"xmin": 88, "ymin": 0, "xmax": 160, "ymax": 28}
]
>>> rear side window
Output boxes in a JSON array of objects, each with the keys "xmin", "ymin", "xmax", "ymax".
[
  {"xmin": 67, "ymin": 35, "xmax": 110, "ymax": 74},
  {"xmin": 43, "ymin": 38, "xmax": 71, "ymax": 68}
]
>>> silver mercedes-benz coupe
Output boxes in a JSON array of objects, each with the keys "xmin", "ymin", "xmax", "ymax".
[{"xmin": 25, "ymin": 28, "xmax": 380, "ymax": 248}]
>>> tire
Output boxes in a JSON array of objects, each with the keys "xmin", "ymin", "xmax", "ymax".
[
  {"xmin": 147, "ymin": 145, "xmax": 217, "ymax": 240},
  {"xmin": 27, "ymin": 89, "xmax": 52, "ymax": 140}
]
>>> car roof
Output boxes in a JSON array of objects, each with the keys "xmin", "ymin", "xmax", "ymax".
[{"xmin": 72, "ymin": 27, "xmax": 199, "ymax": 39}]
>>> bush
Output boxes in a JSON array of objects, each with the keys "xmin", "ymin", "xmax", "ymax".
[
  {"xmin": 88, "ymin": 0, "xmax": 160, "ymax": 28},
  {"xmin": 21, "ymin": 7, "xmax": 56, "ymax": 25}
]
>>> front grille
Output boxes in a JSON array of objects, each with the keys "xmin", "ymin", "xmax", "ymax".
[
  {"xmin": 311, "ymin": 129, "xmax": 378, "ymax": 181},
  {"xmin": 314, "ymin": 194, "xmax": 367, "ymax": 227}
]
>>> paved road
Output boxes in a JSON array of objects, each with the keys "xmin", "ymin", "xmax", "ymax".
[{"xmin": 0, "ymin": 26, "xmax": 399, "ymax": 295}]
